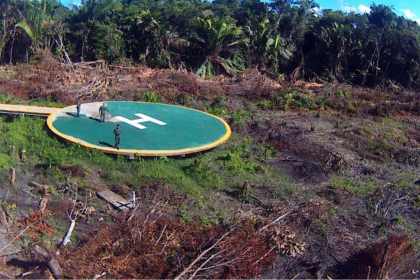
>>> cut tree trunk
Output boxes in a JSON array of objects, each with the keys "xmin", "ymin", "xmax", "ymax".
[
  {"xmin": 60, "ymin": 219, "xmax": 75, "ymax": 248},
  {"xmin": 33, "ymin": 245, "xmax": 63, "ymax": 279}
]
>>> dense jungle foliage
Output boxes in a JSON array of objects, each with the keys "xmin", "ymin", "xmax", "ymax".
[{"xmin": 1, "ymin": 0, "xmax": 420, "ymax": 89}]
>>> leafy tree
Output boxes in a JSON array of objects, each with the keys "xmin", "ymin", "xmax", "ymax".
[
  {"xmin": 269, "ymin": 0, "xmax": 318, "ymax": 76},
  {"xmin": 0, "ymin": 0, "xmax": 418, "ymax": 88},
  {"xmin": 245, "ymin": 18, "xmax": 291, "ymax": 73},
  {"xmin": 13, "ymin": 0, "xmax": 69, "ymax": 62},
  {"xmin": 192, "ymin": 16, "xmax": 249, "ymax": 79},
  {"xmin": 0, "ymin": 0, "xmax": 21, "ymax": 64},
  {"xmin": 136, "ymin": 10, "xmax": 183, "ymax": 68},
  {"xmin": 67, "ymin": 0, "xmax": 124, "ymax": 62},
  {"xmin": 359, "ymin": 4, "xmax": 420, "ymax": 87}
]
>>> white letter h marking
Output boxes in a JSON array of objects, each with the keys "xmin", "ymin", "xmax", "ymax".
[{"xmin": 115, "ymin": 113, "xmax": 167, "ymax": 129}]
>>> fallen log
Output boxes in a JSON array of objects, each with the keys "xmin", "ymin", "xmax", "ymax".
[
  {"xmin": 29, "ymin": 181, "xmax": 49, "ymax": 196},
  {"xmin": 33, "ymin": 245, "xmax": 63, "ymax": 279}
]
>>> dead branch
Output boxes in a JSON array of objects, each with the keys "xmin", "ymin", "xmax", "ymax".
[
  {"xmin": 195, "ymin": 247, "xmax": 251, "ymax": 275},
  {"xmin": 74, "ymin": 60, "xmax": 105, "ymax": 68},
  {"xmin": 258, "ymin": 211, "xmax": 292, "ymax": 233},
  {"xmin": 250, "ymin": 194, "xmax": 264, "ymax": 206},
  {"xmin": 92, "ymin": 271, "xmax": 110, "ymax": 280},
  {"xmin": 188, "ymin": 253, "xmax": 215, "ymax": 280},
  {"xmin": 75, "ymin": 76, "xmax": 107, "ymax": 100},
  {"xmin": 174, "ymin": 230, "xmax": 232, "ymax": 280},
  {"xmin": 253, "ymin": 246, "xmax": 277, "ymax": 266},
  {"xmin": 188, "ymin": 247, "xmax": 242, "ymax": 280},
  {"xmin": 0, "ymin": 249, "xmax": 26, "ymax": 257},
  {"xmin": 159, "ymin": 231, "xmax": 176, "ymax": 254},
  {"xmin": 383, "ymin": 195, "xmax": 409, "ymax": 219},
  {"xmin": 18, "ymin": 267, "xmax": 39, "ymax": 278},
  {"xmin": 53, "ymin": 27, "xmax": 72, "ymax": 67},
  {"xmin": 127, "ymin": 203, "xmax": 141, "ymax": 223},
  {"xmin": 155, "ymin": 223, "xmax": 167, "ymax": 246},
  {"xmin": 0, "ymin": 223, "xmax": 33, "ymax": 254}
]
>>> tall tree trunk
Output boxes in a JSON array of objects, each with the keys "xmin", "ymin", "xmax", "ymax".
[
  {"xmin": 0, "ymin": 45, "xmax": 3, "ymax": 65},
  {"xmin": 81, "ymin": 29, "xmax": 90, "ymax": 62},
  {"xmin": 1, "ymin": 18, "xmax": 8, "ymax": 65},
  {"xmin": 53, "ymin": 28, "xmax": 72, "ymax": 65},
  {"xmin": 9, "ymin": 26, "xmax": 15, "ymax": 65}
]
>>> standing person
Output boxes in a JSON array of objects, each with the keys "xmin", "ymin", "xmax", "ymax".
[
  {"xmin": 114, "ymin": 124, "xmax": 121, "ymax": 149},
  {"xmin": 99, "ymin": 103, "xmax": 109, "ymax": 122},
  {"xmin": 76, "ymin": 98, "xmax": 81, "ymax": 117}
]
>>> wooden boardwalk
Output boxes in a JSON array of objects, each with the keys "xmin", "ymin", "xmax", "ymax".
[
  {"xmin": 0, "ymin": 103, "xmax": 59, "ymax": 116},
  {"xmin": 97, "ymin": 189, "xmax": 132, "ymax": 211}
]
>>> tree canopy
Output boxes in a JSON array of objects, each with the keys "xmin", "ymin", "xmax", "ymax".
[{"xmin": 1, "ymin": 0, "xmax": 419, "ymax": 88}]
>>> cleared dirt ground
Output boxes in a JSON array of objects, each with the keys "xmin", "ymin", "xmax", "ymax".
[{"xmin": 0, "ymin": 58, "xmax": 419, "ymax": 279}]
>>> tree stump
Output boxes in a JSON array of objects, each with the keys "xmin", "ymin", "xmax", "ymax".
[
  {"xmin": 0, "ymin": 208, "xmax": 7, "ymax": 226},
  {"xmin": 11, "ymin": 146, "xmax": 18, "ymax": 161},
  {"xmin": 242, "ymin": 180, "xmax": 251, "ymax": 198},
  {"xmin": 21, "ymin": 149, "xmax": 26, "ymax": 163},
  {"xmin": 39, "ymin": 197, "xmax": 49, "ymax": 215},
  {"xmin": 8, "ymin": 167, "xmax": 16, "ymax": 185}
]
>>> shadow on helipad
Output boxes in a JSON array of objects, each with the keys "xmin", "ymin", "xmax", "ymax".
[
  {"xmin": 89, "ymin": 116, "xmax": 102, "ymax": 122},
  {"xmin": 65, "ymin": 112, "xmax": 77, "ymax": 117},
  {"xmin": 99, "ymin": 141, "xmax": 115, "ymax": 148}
]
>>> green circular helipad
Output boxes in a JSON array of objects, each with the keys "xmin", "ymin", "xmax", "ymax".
[{"xmin": 47, "ymin": 101, "xmax": 231, "ymax": 156}]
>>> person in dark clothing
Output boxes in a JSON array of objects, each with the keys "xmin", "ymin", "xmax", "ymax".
[
  {"xmin": 76, "ymin": 99, "xmax": 81, "ymax": 117},
  {"xmin": 114, "ymin": 124, "xmax": 121, "ymax": 149},
  {"xmin": 99, "ymin": 103, "xmax": 109, "ymax": 122}
]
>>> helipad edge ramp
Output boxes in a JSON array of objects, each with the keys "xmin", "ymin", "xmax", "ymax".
[{"xmin": 0, "ymin": 103, "xmax": 59, "ymax": 116}]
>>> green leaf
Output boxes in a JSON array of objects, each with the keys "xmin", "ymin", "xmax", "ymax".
[{"xmin": 16, "ymin": 21, "xmax": 34, "ymax": 40}]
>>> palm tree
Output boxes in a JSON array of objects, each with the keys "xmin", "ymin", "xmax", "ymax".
[
  {"xmin": 245, "ymin": 17, "xmax": 292, "ymax": 73},
  {"xmin": 0, "ymin": 0, "xmax": 23, "ymax": 64},
  {"xmin": 136, "ymin": 9, "xmax": 186, "ymax": 68},
  {"xmin": 191, "ymin": 16, "xmax": 249, "ymax": 79},
  {"xmin": 15, "ymin": 0, "xmax": 48, "ymax": 52}
]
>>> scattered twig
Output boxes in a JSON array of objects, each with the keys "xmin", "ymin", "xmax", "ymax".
[
  {"xmin": 155, "ymin": 223, "xmax": 167, "ymax": 246},
  {"xmin": 92, "ymin": 271, "xmax": 110, "ymax": 280},
  {"xmin": 174, "ymin": 230, "xmax": 232, "ymax": 280},
  {"xmin": 258, "ymin": 211, "xmax": 292, "ymax": 233},
  {"xmin": 0, "ymin": 223, "xmax": 33, "ymax": 254},
  {"xmin": 0, "ymin": 248, "xmax": 26, "ymax": 257}
]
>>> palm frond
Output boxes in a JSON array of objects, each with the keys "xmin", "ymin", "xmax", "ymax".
[
  {"xmin": 196, "ymin": 61, "xmax": 215, "ymax": 79},
  {"xmin": 16, "ymin": 21, "xmax": 34, "ymax": 40},
  {"xmin": 218, "ymin": 56, "xmax": 245, "ymax": 76}
]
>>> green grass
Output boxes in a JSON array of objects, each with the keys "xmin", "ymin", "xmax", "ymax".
[
  {"xmin": 230, "ymin": 109, "xmax": 252, "ymax": 127},
  {"xmin": 0, "ymin": 112, "xmax": 291, "ymax": 224},
  {"xmin": 331, "ymin": 175, "xmax": 378, "ymax": 197},
  {"xmin": 0, "ymin": 153, "xmax": 13, "ymax": 170}
]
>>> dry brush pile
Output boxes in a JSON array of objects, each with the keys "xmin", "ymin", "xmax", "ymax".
[{"xmin": 60, "ymin": 208, "xmax": 305, "ymax": 279}]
